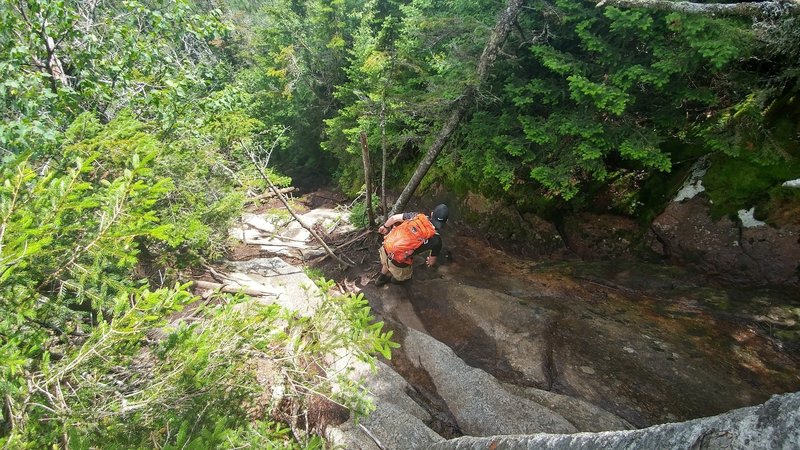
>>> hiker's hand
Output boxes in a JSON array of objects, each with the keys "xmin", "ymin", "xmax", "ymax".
[
  {"xmin": 378, "ymin": 225, "xmax": 389, "ymax": 235},
  {"xmin": 426, "ymin": 256, "xmax": 437, "ymax": 267}
]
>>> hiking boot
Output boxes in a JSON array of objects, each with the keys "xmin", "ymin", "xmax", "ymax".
[{"xmin": 374, "ymin": 273, "xmax": 391, "ymax": 287}]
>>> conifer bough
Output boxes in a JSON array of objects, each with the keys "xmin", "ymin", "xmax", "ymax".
[{"xmin": 390, "ymin": 0, "xmax": 524, "ymax": 216}]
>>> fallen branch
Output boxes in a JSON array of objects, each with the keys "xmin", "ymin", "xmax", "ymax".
[
  {"xmin": 595, "ymin": 0, "xmax": 799, "ymax": 17},
  {"xmin": 202, "ymin": 263, "xmax": 234, "ymax": 285},
  {"xmin": 359, "ymin": 423, "xmax": 387, "ymax": 450},
  {"xmin": 245, "ymin": 187, "xmax": 296, "ymax": 204},
  {"xmin": 241, "ymin": 221, "xmax": 310, "ymax": 242},
  {"xmin": 243, "ymin": 143, "xmax": 355, "ymax": 268},
  {"xmin": 241, "ymin": 238, "xmax": 306, "ymax": 248},
  {"xmin": 191, "ymin": 280, "xmax": 278, "ymax": 297},
  {"xmin": 334, "ymin": 230, "xmax": 372, "ymax": 252}
]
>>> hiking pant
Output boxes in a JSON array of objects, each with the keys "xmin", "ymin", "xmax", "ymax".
[{"xmin": 379, "ymin": 246, "xmax": 413, "ymax": 281}]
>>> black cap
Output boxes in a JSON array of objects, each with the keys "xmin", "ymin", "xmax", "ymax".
[{"xmin": 430, "ymin": 204, "xmax": 449, "ymax": 231}]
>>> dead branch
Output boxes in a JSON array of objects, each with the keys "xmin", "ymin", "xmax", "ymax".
[
  {"xmin": 201, "ymin": 263, "xmax": 234, "ymax": 285},
  {"xmin": 245, "ymin": 187, "xmax": 296, "ymax": 204},
  {"xmin": 595, "ymin": 0, "xmax": 799, "ymax": 17},
  {"xmin": 191, "ymin": 280, "xmax": 278, "ymax": 297},
  {"xmin": 240, "ymin": 220, "xmax": 309, "ymax": 243},
  {"xmin": 334, "ymin": 230, "xmax": 372, "ymax": 252},
  {"xmin": 243, "ymin": 143, "xmax": 355, "ymax": 268}
]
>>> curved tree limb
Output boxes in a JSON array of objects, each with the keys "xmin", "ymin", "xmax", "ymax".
[{"xmin": 595, "ymin": 0, "xmax": 799, "ymax": 18}]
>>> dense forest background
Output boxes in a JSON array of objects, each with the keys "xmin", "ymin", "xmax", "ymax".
[{"xmin": 1, "ymin": 0, "xmax": 798, "ymax": 447}]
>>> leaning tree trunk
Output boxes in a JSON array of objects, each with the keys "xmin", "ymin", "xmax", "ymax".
[
  {"xmin": 359, "ymin": 131, "xmax": 375, "ymax": 227},
  {"xmin": 389, "ymin": 0, "xmax": 524, "ymax": 215}
]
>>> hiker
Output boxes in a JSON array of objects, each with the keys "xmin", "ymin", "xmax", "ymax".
[{"xmin": 375, "ymin": 204, "xmax": 449, "ymax": 287}]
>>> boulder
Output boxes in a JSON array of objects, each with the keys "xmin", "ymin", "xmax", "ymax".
[
  {"xmin": 502, "ymin": 384, "xmax": 634, "ymax": 432},
  {"xmin": 740, "ymin": 224, "xmax": 800, "ymax": 286},
  {"xmin": 652, "ymin": 196, "xmax": 800, "ymax": 286},
  {"xmin": 403, "ymin": 328, "xmax": 578, "ymax": 436},
  {"xmin": 429, "ymin": 391, "xmax": 800, "ymax": 450},
  {"xmin": 327, "ymin": 361, "xmax": 443, "ymax": 450}
]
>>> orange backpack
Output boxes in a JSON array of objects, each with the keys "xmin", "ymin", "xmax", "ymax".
[{"xmin": 383, "ymin": 214, "xmax": 436, "ymax": 265}]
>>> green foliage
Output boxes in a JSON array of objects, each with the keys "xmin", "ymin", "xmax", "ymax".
[
  {"xmin": 1, "ymin": 1, "xmax": 400, "ymax": 448},
  {"xmin": 238, "ymin": 0, "xmax": 371, "ymax": 184},
  {"xmin": 322, "ymin": 0, "xmax": 503, "ymax": 194},
  {"xmin": 228, "ymin": 0, "xmax": 800, "ymax": 220},
  {"xmin": 664, "ymin": 13, "xmax": 750, "ymax": 69},
  {"xmin": 3, "ymin": 278, "xmax": 392, "ymax": 448},
  {"xmin": 313, "ymin": 0, "xmax": 790, "ymax": 217},
  {"xmin": 0, "ymin": 151, "xmax": 171, "ymax": 383},
  {"xmin": 703, "ymin": 154, "xmax": 800, "ymax": 220},
  {"xmin": 1, "ymin": 170, "xmax": 394, "ymax": 445},
  {"xmin": 349, "ymin": 194, "xmax": 381, "ymax": 228},
  {"xmin": 0, "ymin": 0, "xmax": 231, "ymax": 156},
  {"xmin": 6, "ymin": 0, "xmax": 800, "ymax": 441},
  {"xmin": 58, "ymin": 111, "xmax": 245, "ymax": 265}
]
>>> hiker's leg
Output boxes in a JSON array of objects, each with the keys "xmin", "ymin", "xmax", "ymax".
[
  {"xmin": 376, "ymin": 248, "xmax": 393, "ymax": 286},
  {"xmin": 378, "ymin": 247, "xmax": 391, "ymax": 275},
  {"xmin": 391, "ymin": 264, "xmax": 413, "ymax": 282}
]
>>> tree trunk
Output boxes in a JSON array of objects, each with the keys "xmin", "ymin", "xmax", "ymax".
[
  {"xmin": 595, "ymin": 0, "xmax": 799, "ymax": 18},
  {"xmin": 389, "ymin": 0, "xmax": 524, "ymax": 215},
  {"xmin": 359, "ymin": 131, "xmax": 376, "ymax": 228},
  {"xmin": 380, "ymin": 97, "xmax": 388, "ymax": 221}
]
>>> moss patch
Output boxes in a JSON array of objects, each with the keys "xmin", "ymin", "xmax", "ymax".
[
  {"xmin": 703, "ymin": 154, "xmax": 800, "ymax": 221},
  {"xmin": 764, "ymin": 187, "xmax": 800, "ymax": 227}
]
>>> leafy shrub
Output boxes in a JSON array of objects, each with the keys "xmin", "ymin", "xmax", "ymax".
[
  {"xmin": 2, "ymin": 118, "xmax": 392, "ymax": 447},
  {"xmin": 348, "ymin": 194, "xmax": 381, "ymax": 229},
  {"xmin": 0, "ymin": 158, "xmax": 395, "ymax": 447}
]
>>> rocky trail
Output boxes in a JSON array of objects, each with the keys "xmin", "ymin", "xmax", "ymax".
[{"xmin": 197, "ymin": 191, "xmax": 800, "ymax": 449}]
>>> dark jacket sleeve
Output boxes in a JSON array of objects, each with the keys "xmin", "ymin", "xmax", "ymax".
[{"xmin": 413, "ymin": 235, "xmax": 442, "ymax": 257}]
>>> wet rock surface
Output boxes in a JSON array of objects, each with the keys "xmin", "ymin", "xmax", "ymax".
[
  {"xmin": 224, "ymin": 197, "xmax": 800, "ymax": 448},
  {"xmin": 561, "ymin": 213, "xmax": 640, "ymax": 260},
  {"xmin": 429, "ymin": 391, "xmax": 800, "ymax": 450},
  {"xmin": 362, "ymin": 234, "xmax": 800, "ymax": 430}
]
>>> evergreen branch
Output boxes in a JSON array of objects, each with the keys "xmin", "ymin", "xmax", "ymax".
[{"xmin": 390, "ymin": 0, "xmax": 524, "ymax": 215}]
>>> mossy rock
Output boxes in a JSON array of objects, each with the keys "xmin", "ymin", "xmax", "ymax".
[{"xmin": 703, "ymin": 154, "xmax": 800, "ymax": 222}]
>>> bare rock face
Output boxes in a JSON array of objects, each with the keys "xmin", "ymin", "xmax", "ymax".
[
  {"xmin": 462, "ymin": 193, "xmax": 568, "ymax": 258},
  {"xmin": 429, "ymin": 391, "xmax": 800, "ymax": 450},
  {"xmin": 326, "ymin": 360, "xmax": 444, "ymax": 450},
  {"xmin": 652, "ymin": 196, "xmax": 800, "ymax": 287},
  {"xmin": 403, "ymin": 329, "xmax": 578, "ymax": 436},
  {"xmin": 740, "ymin": 225, "xmax": 800, "ymax": 286},
  {"xmin": 561, "ymin": 213, "xmax": 641, "ymax": 260}
]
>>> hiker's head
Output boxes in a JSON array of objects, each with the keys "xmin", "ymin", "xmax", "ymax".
[{"xmin": 430, "ymin": 204, "xmax": 449, "ymax": 231}]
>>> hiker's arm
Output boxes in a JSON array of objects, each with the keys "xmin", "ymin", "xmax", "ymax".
[
  {"xmin": 425, "ymin": 237, "xmax": 442, "ymax": 267},
  {"xmin": 378, "ymin": 213, "xmax": 405, "ymax": 234}
]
